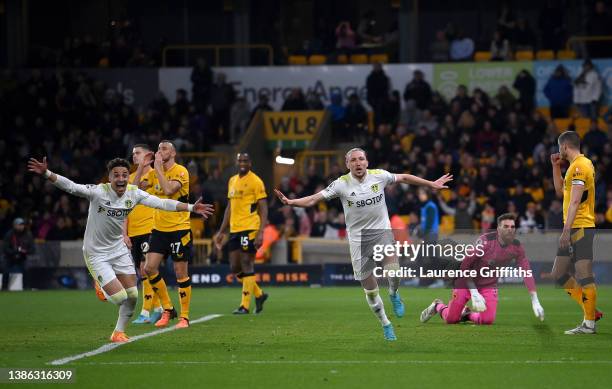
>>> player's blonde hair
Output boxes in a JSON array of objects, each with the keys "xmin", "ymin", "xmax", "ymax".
[{"xmin": 345, "ymin": 147, "xmax": 367, "ymax": 163}]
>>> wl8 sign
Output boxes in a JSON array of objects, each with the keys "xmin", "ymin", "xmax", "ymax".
[{"xmin": 263, "ymin": 111, "xmax": 324, "ymax": 149}]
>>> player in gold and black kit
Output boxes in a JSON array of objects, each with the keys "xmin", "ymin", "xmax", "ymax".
[
  {"xmin": 139, "ymin": 141, "xmax": 194, "ymax": 329},
  {"xmin": 123, "ymin": 144, "xmax": 163, "ymax": 324},
  {"xmin": 549, "ymin": 131, "xmax": 601, "ymax": 334},
  {"xmin": 214, "ymin": 153, "xmax": 269, "ymax": 314}
]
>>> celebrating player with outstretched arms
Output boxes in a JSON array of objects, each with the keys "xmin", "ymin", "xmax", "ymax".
[
  {"xmin": 275, "ymin": 148, "xmax": 452, "ymax": 341},
  {"xmin": 27, "ymin": 157, "xmax": 213, "ymax": 342}
]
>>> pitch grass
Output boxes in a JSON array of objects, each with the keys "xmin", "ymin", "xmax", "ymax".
[{"xmin": 1, "ymin": 286, "xmax": 611, "ymax": 388}]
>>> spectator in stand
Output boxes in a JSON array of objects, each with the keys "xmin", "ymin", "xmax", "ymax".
[
  {"xmin": 544, "ymin": 65, "xmax": 573, "ymax": 118},
  {"xmin": 305, "ymin": 91, "xmax": 325, "ymax": 110},
  {"xmin": 583, "ymin": 120, "xmax": 608, "ymax": 157},
  {"xmin": 449, "ymin": 29, "xmax": 474, "ymax": 61},
  {"xmin": 191, "ymin": 57, "xmax": 213, "ymax": 112},
  {"xmin": 496, "ymin": 2, "xmax": 517, "ymax": 41},
  {"xmin": 403, "ymin": 69, "xmax": 432, "ymax": 111},
  {"xmin": 513, "ymin": 69, "xmax": 536, "ymax": 114},
  {"xmin": 282, "ymin": 88, "xmax": 307, "ymax": 111},
  {"xmin": 430, "ymin": 30, "xmax": 450, "ymax": 62},
  {"xmin": 250, "ymin": 93, "xmax": 273, "ymax": 120},
  {"xmin": 380, "ymin": 90, "xmax": 401, "ymax": 127},
  {"xmin": 513, "ymin": 18, "xmax": 536, "ymax": 51},
  {"xmin": 357, "ymin": 10, "xmax": 382, "ymax": 45},
  {"xmin": 573, "ymin": 60, "xmax": 602, "ymax": 120},
  {"xmin": 587, "ymin": 1, "xmax": 612, "ymax": 58},
  {"xmin": 538, "ymin": 0, "xmax": 566, "ymax": 51},
  {"xmin": 519, "ymin": 202, "xmax": 545, "ymax": 233},
  {"xmin": 327, "ymin": 92, "xmax": 346, "ymax": 140},
  {"xmin": 437, "ymin": 192, "xmax": 477, "ymax": 231},
  {"xmin": 343, "ymin": 93, "xmax": 368, "ymax": 141},
  {"xmin": 335, "ymin": 21, "xmax": 356, "ymax": 52},
  {"xmin": 366, "ymin": 62, "xmax": 390, "ymax": 125},
  {"xmin": 475, "ymin": 120, "xmax": 499, "ymax": 155},
  {"xmin": 2, "ymin": 218, "xmax": 34, "ymax": 291},
  {"xmin": 495, "ymin": 85, "xmax": 517, "ymax": 113},
  {"xmin": 229, "ymin": 97, "xmax": 251, "ymax": 144},
  {"xmin": 451, "ymin": 85, "xmax": 472, "ymax": 112},
  {"xmin": 490, "ymin": 30, "xmax": 511, "ymax": 61},
  {"xmin": 546, "ymin": 199, "xmax": 564, "ymax": 230},
  {"xmin": 210, "ymin": 72, "xmax": 236, "ymax": 141}
]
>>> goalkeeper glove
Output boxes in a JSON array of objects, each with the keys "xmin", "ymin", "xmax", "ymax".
[
  {"xmin": 469, "ymin": 289, "xmax": 487, "ymax": 312},
  {"xmin": 530, "ymin": 292, "xmax": 545, "ymax": 321}
]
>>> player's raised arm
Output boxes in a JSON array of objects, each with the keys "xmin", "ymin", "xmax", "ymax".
[
  {"xmin": 138, "ymin": 191, "xmax": 214, "ymax": 219},
  {"xmin": 274, "ymin": 189, "xmax": 326, "ymax": 208},
  {"xmin": 395, "ymin": 173, "xmax": 453, "ymax": 190},
  {"xmin": 27, "ymin": 157, "xmax": 95, "ymax": 200},
  {"xmin": 131, "ymin": 151, "xmax": 153, "ymax": 189},
  {"xmin": 550, "ymin": 153, "xmax": 564, "ymax": 198},
  {"xmin": 153, "ymin": 152, "xmax": 182, "ymax": 196}
]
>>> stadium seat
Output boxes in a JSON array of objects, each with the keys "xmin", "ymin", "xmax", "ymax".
[
  {"xmin": 536, "ymin": 50, "xmax": 555, "ymax": 60},
  {"xmin": 350, "ymin": 54, "xmax": 368, "ymax": 64},
  {"xmin": 573, "ymin": 118, "xmax": 591, "ymax": 138},
  {"xmin": 308, "ymin": 55, "xmax": 327, "ymax": 65},
  {"xmin": 474, "ymin": 51, "xmax": 492, "ymax": 62},
  {"xmin": 337, "ymin": 54, "xmax": 348, "ymax": 64},
  {"xmin": 369, "ymin": 53, "xmax": 389, "ymax": 63},
  {"xmin": 190, "ymin": 217, "xmax": 204, "ymax": 239},
  {"xmin": 515, "ymin": 50, "xmax": 534, "ymax": 61},
  {"xmin": 288, "ymin": 55, "xmax": 307, "ymax": 65},
  {"xmin": 553, "ymin": 118, "xmax": 572, "ymax": 132},
  {"xmin": 556, "ymin": 50, "xmax": 576, "ymax": 60},
  {"xmin": 536, "ymin": 107, "xmax": 551, "ymax": 118},
  {"xmin": 440, "ymin": 215, "xmax": 455, "ymax": 234}
]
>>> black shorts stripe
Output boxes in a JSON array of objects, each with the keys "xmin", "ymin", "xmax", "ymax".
[
  {"xmin": 178, "ymin": 279, "xmax": 191, "ymax": 288},
  {"xmin": 149, "ymin": 273, "xmax": 162, "ymax": 284}
]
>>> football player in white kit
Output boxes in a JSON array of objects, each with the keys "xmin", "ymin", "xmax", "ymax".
[
  {"xmin": 27, "ymin": 157, "xmax": 214, "ymax": 342},
  {"xmin": 274, "ymin": 148, "xmax": 452, "ymax": 340}
]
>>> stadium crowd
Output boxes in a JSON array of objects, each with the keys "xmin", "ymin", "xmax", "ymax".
[{"xmin": 1, "ymin": 59, "xmax": 612, "ymax": 245}]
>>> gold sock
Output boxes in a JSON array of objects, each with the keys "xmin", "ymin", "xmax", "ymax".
[
  {"xmin": 581, "ymin": 283, "xmax": 597, "ymax": 321},
  {"xmin": 241, "ymin": 275, "xmax": 254, "ymax": 310},
  {"xmin": 149, "ymin": 272, "xmax": 173, "ymax": 310},
  {"xmin": 252, "ymin": 276, "xmax": 263, "ymax": 298},
  {"xmin": 142, "ymin": 277, "xmax": 154, "ymax": 312},
  {"xmin": 563, "ymin": 276, "xmax": 585, "ymax": 312},
  {"xmin": 177, "ymin": 277, "xmax": 192, "ymax": 320},
  {"xmin": 152, "ymin": 291, "xmax": 162, "ymax": 311}
]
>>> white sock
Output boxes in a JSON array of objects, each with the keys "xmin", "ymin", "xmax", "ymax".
[
  {"xmin": 139, "ymin": 309, "xmax": 150, "ymax": 317},
  {"xmin": 384, "ymin": 263, "xmax": 401, "ymax": 296},
  {"xmin": 584, "ymin": 319, "xmax": 595, "ymax": 328},
  {"xmin": 154, "ymin": 306, "xmax": 163, "ymax": 313},
  {"xmin": 365, "ymin": 288, "xmax": 391, "ymax": 326},
  {"xmin": 115, "ymin": 295, "xmax": 137, "ymax": 332}
]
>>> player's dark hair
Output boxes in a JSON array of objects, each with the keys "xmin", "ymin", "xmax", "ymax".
[
  {"xmin": 558, "ymin": 131, "xmax": 581, "ymax": 150},
  {"xmin": 237, "ymin": 152, "xmax": 251, "ymax": 160},
  {"xmin": 133, "ymin": 143, "xmax": 151, "ymax": 151},
  {"xmin": 160, "ymin": 140, "xmax": 176, "ymax": 150},
  {"xmin": 497, "ymin": 213, "xmax": 516, "ymax": 225},
  {"xmin": 107, "ymin": 158, "xmax": 131, "ymax": 172}
]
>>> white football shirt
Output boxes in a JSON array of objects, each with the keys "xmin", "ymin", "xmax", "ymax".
[
  {"xmin": 52, "ymin": 175, "xmax": 181, "ymax": 257},
  {"xmin": 320, "ymin": 169, "xmax": 395, "ymax": 243}
]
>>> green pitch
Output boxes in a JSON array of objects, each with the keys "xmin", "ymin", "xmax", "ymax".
[{"xmin": 1, "ymin": 286, "xmax": 611, "ymax": 388}]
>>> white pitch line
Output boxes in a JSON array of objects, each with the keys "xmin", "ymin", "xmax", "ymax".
[
  {"xmin": 74, "ymin": 360, "xmax": 612, "ymax": 366},
  {"xmin": 48, "ymin": 314, "xmax": 222, "ymax": 366}
]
